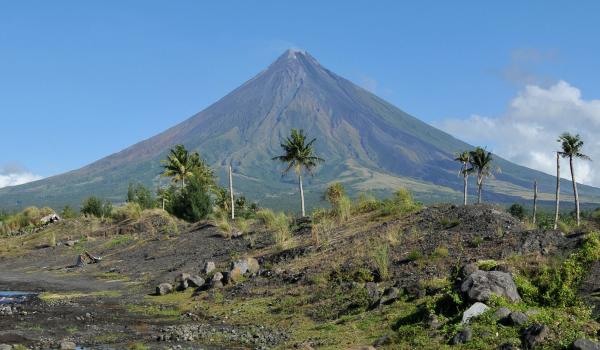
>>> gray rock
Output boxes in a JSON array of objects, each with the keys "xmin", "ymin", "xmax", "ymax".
[
  {"xmin": 451, "ymin": 327, "xmax": 472, "ymax": 344},
  {"xmin": 461, "ymin": 262, "xmax": 480, "ymax": 278},
  {"xmin": 59, "ymin": 341, "xmax": 76, "ymax": 350},
  {"xmin": 156, "ymin": 283, "xmax": 173, "ymax": 295},
  {"xmin": 506, "ymin": 311, "xmax": 528, "ymax": 326},
  {"xmin": 365, "ymin": 282, "xmax": 380, "ymax": 305},
  {"xmin": 372, "ymin": 334, "xmax": 391, "ymax": 347},
  {"xmin": 212, "ymin": 271, "xmax": 223, "ymax": 281},
  {"xmin": 461, "ymin": 270, "xmax": 521, "ymax": 303},
  {"xmin": 494, "ymin": 307, "xmax": 512, "ymax": 320},
  {"xmin": 0, "ymin": 344, "xmax": 12, "ymax": 350},
  {"xmin": 426, "ymin": 313, "xmax": 442, "ymax": 329},
  {"xmin": 188, "ymin": 275, "xmax": 205, "ymax": 288},
  {"xmin": 462, "ymin": 302, "xmax": 490, "ymax": 323},
  {"xmin": 64, "ymin": 240, "xmax": 78, "ymax": 247},
  {"xmin": 498, "ymin": 341, "xmax": 520, "ymax": 350},
  {"xmin": 379, "ymin": 287, "xmax": 400, "ymax": 305},
  {"xmin": 202, "ymin": 261, "xmax": 216, "ymax": 275},
  {"xmin": 573, "ymin": 339, "xmax": 600, "ymax": 350},
  {"xmin": 521, "ymin": 323, "xmax": 549, "ymax": 349},
  {"xmin": 230, "ymin": 257, "xmax": 260, "ymax": 277}
]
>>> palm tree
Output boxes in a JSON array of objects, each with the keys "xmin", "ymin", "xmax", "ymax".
[
  {"xmin": 557, "ymin": 133, "xmax": 591, "ymax": 226},
  {"xmin": 454, "ymin": 151, "xmax": 472, "ymax": 205},
  {"xmin": 161, "ymin": 144, "xmax": 201, "ymax": 189},
  {"xmin": 273, "ymin": 129, "xmax": 324, "ymax": 217},
  {"xmin": 468, "ymin": 147, "xmax": 493, "ymax": 204}
]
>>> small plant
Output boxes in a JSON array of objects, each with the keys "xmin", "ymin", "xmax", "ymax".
[
  {"xmin": 432, "ymin": 246, "xmax": 449, "ymax": 259},
  {"xmin": 81, "ymin": 196, "xmax": 113, "ymax": 218},
  {"xmin": 272, "ymin": 212, "xmax": 292, "ymax": 248},
  {"xmin": 371, "ymin": 242, "xmax": 390, "ymax": 280},
  {"xmin": 407, "ymin": 250, "xmax": 423, "ymax": 262},
  {"xmin": 49, "ymin": 232, "xmax": 56, "ymax": 247}
]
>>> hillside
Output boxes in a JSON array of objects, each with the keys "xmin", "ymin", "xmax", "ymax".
[
  {"xmin": 1, "ymin": 199, "xmax": 600, "ymax": 349},
  {"xmin": 1, "ymin": 49, "xmax": 600, "ymax": 211}
]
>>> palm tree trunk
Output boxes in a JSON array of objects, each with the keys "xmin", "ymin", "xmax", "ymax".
[
  {"xmin": 554, "ymin": 152, "xmax": 560, "ymax": 230},
  {"xmin": 570, "ymin": 156, "xmax": 580, "ymax": 226},
  {"xmin": 532, "ymin": 180, "xmax": 537, "ymax": 225},
  {"xmin": 477, "ymin": 173, "xmax": 482, "ymax": 204},
  {"xmin": 463, "ymin": 170, "xmax": 468, "ymax": 206},
  {"xmin": 229, "ymin": 165, "xmax": 235, "ymax": 220},
  {"xmin": 181, "ymin": 178, "xmax": 185, "ymax": 190},
  {"xmin": 299, "ymin": 172, "xmax": 305, "ymax": 217}
]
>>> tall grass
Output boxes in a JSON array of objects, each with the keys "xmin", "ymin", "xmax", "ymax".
[
  {"xmin": 111, "ymin": 202, "xmax": 142, "ymax": 222},
  {"xmin": 257, "ymin": 209, "xmax": 291, "ymax": 248},
  {"xmin": 371, "ymin": 242, "xmax": 390, "ymax": 280}
]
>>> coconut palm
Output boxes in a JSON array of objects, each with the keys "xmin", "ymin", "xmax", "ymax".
[
  {"xmin": 273, "ymin": 129, "xmax": 324, "ymax": 217},
  {"xmin": 161, "ymin": 144, "xmax": 202, "ymax": 189},
  {"xmin": 468, "ymin": 147, "xmax": 493, "ymax": 204},
  {"xmin": 454, "ymin": 151, "xmax": 472, "ymax": 205},
  {"xmin": 558, "ymin": 133, "xmax": 591, "ymax": 226}
]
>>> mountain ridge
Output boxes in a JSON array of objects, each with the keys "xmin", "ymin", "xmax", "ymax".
[{"xmin": 2, "ymin": 49, "xmax": 599, "ymax": 211}]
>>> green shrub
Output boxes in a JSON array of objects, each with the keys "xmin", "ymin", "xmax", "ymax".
[
  {"xmin": 526, "ymin": 233, "xmax": 600, "ymax": 306},
  {"xmin": 127, "ymin": 183, "xmax": 156, "ymax": 209},
  {"xmin": 508, "ymin": 203, "xmax": 526, "ymax": 220},
  {"xmin": 112, "ymin": 202, "xmax": 142, "ymax": 222},
  {"xmin": 354, "ymin": 193, "xmax": 381, "ymax": 213},
  {"xmin": 378, "ymin": 188, "xmax": 421, "ymax": 217},
  {"xmin": 60, "ymin": 205, "xmax": 78, "ymax": 219},
  {"xmin": 325, "ymin": 182, "xmax": 346, "ymax": 205},
  {"xmin": 432, "ymin": 246, "xmax": 449, "ymax": 259},
  {"xmin": 272, "ymin": 212, "xmax": 291, "ymax": 248},
  {"xmin": 167, "ymin": 176, "xmax": 212, "ymax": 222},
  {"xmin": 81, "ymin": 197, "xmax": 113, "ymax": 218},
  {"xmin": 256, "ymin": 209, "xmax": 276, "ymax": 227}
]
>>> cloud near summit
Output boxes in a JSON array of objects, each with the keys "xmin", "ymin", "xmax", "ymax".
[{"xmin": 437, "ymin": 80, "xmax": 600, "ymax": 187}]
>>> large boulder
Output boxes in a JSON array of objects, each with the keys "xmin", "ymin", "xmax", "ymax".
[
  {"xmin": 504, "ymin": 311, "xmax": 528, "ymax": 326},
  {"xmin": 460, "ymin": 270, "xmax": 521, "ymax": 303},
  {"xmin": 461, "ymin": 302, "xmax": 490, "ymax": 324},
  {"xmin": 156, "ymin": 283, "xmax": 173, "ymax": 296},
  {"xmin": 188, "ymin": 275, "xmax": 205, "ymax": 288},
  {"xmin": 573, "ymin": 339, "xmax": 600, "ymax": 350},
  {"xmin": 451, "ymin": 327, "xmax": 472, "ymax": 345},
  {"xmin": 521, "ymin": 324, "xmax": 549, "ymax": 349}
]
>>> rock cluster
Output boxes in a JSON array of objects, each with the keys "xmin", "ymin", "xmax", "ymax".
[
  {"xmin": 155, "ymin": 258, "xmax": 260, "ymax": 295},
  {"xmin": 460, "ymin": 269, "xmax": 521, "ymax": 303}
]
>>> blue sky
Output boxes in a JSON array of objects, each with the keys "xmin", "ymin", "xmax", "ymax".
[{"xmin": 2, "ymin": 1, "xmax": 600, "ymax": 185}]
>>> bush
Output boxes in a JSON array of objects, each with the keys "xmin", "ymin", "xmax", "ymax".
[
  {"xmin": 508, "ymin": 203, "xmax": 526, "ymax": 220},
  {"xmin": 378, "ymin": 188, "xmax": 421, "ymax": 217},
  {"xmin": 334, "ymin": 195, "xmax": 352, "ymax": 223},
  {"xmin": 325, "ymin": 182, "xmax": 346, "ymax": 206},
  {"xmin": 168, "ymin": 176, "xmax": 212, "ymax": 222},
  {"xmin": 354, "ymin": 193, "xmax": 381, "ymax": 213},
  {"xmin": 81, "ymin": 197, "xmax": 113, "ymax": 218},
  {"xmin": 60, "ymin": 205, "xmax": 78, "ymax": 219},
  {"xmin": 112, "ymin": 202, "xmax": 142, "ymax": 222},
  {"xmin": 127, "ymin": 183, "xmax": 156, "ymax": 209}
]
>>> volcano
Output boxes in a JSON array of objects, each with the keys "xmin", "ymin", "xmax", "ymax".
[{"xmin": 2, "ymin": 49, "xmax": 599, "ymax": 210}]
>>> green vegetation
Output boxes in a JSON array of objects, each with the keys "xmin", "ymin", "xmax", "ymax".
[
  {"xmin": 469, "ymin": 147, "xmax": 494, "ymax": 204},
  {"xmin": 167, "ymin": 175, "xmax": 212, "ymax": 222},
  {"xmin": 112, "ymin": 202, "xmax": 142, "ymax": 222},
  {"xmin": 558, "ymin": 132, "xmax": 591, "ymax": 226},
  {"xmin": 0, "ymin": 206, "xmax": 54, "ymax": 235},
  {"xmin": 81, "ymin": 196, "xmax": 113, "ymax": 218},
  {"xmin": 508, "ymin": 203, "xmax": 526, "ymax": 220},
  {"xmin": 127, "ymin": 182, "xmax": 156, "ymax": 209}
]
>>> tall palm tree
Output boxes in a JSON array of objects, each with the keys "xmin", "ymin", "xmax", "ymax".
[
  {"xmin": 161, "ymin": 144, "xmax": 201, "ymax": 189},
  {"xmin": 454, "ymin": 151, "xmax": 472, "ymax": 205},
  {"xmin": 273, "ymin": 129, "xmax": 324, "ymax": 217},
  {"xmin": 557, "ymin": 133, "xmax": 591, "ymax": 226},
  {"xmin": 468, "ymin": 147, "xmax": 493, "ymax": 204}
]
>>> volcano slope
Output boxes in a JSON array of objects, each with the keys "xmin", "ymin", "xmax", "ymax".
[
  {"xmin": 3, "ymin": 49, "xmax": 600, "ymax": 211},
  {"xmin": 1, "ymin": 202, "xmax": 600, "ymax": 349}
]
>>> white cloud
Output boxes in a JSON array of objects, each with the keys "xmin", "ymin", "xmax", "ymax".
[
  {"xmin": 437, "ymin": 80, "xmax": 600, "ymax": 186},
  {"xmin": 0, "ymin": 164, "xmax": 43, "ymax": 188}
]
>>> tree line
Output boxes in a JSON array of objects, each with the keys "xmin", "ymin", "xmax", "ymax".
[{"xmin": 454, "ymin": 132, "xmax": 591, "ymax": 228}]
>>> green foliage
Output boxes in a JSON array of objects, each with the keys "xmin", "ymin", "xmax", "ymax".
[
  {"xmin": 112, "ymin": 202, "xmax": 142, "ymax": 222},
  {"xmin": 272, "ymin": 128, "xmax": 324, "ymax": 175},
  {"xmin": 81, "ymin": 196, "xmax": 113, "ymax": 218},
  {"xmin": 377, "ymin": 188, "xmax": 421, "ymax": 217},
  {"xmin": 354, "ymin": 192, "xmax": 381, "ymax": 213},
  {"xmin": 0, "ymin": 206, "xmax": 56, "ymax": 235},
  {"xmin": 520, "ymin": 233, "xmax": 600, "ymax": 307},
  {"xmin": 127, "ymin": 183, "xmax": 156, "ymax": 209},
  {"xmin": 432, "ymin": 246, "xmax": 449, "ymax": 259},
  {"xmin": 407, "ymin": 250, "xmax": 423, "ymax": 262},
  {"xmin": 60, "ymin": 205, "xmax": 78, "ymax": 219},
  {"xmin": 508, "ymin": 203, "xmax": 526, "ymax": 220},
  {"xmin": 161, "ymin": 144, "xmax": 214, "ymax": 189},
  {"xmin": 167, "ymin": 176, "xmax": 212, "ymax": 222},
  {"xmin": 334, "ymin": 195, "xmax": 352, "ymax": 223},
  {"xmin": 256, "ymin": 208, "xmax": 291, "ymax": 247}
]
